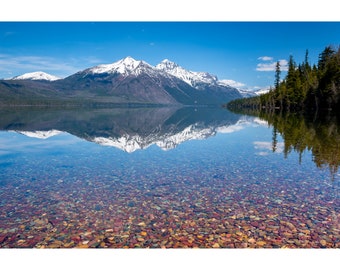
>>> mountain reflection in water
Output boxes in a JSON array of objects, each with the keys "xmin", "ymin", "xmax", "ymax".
[
  {"xmin": 2, "ymin": 106, "xmax": 340, "ymax": 171},
  {"xmin": 0, "ymin": 106, "xmax": 242, "ymax": 152}
]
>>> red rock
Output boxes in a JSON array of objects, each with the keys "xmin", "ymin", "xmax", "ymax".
[
  {"xmin": 0, "ymin": 235, "xmax": 8, "ymax": 244},
  {"xmin": 71, "ymin": 235, "xmax": 81, "ymax": 242},
  {"xmin": 250, "ymin": 222, "xmax": 259, "ymax": 227}
]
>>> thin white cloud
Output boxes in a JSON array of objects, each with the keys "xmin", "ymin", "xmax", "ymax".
[
  {"xmin": 216, "ymin": 117, "xmax": 263, "ymax": 134},
  {"xmin": 256, "ymin": 62, "xmax": 276, "ymax": 71},
  {"xmin": 219, "ymin": 79, "xmax": 246, "ymax": 88},
  {"xmin": 2, "ymin": 31, "xmax": 15, "ymax": 37},
  {"xmin": 256, "ymin": 59, "xmax": 288, "ymax": 72},
  {"xmin": 0, "ymin": 54, "xmax": 100, "ymax": 78},
  {"xmin": 256, "ymin": 151, "xmax": 270, "ymax": 156},
  {"xmin": 219, "ymin": 79, "xmax": 269, "ymax": 93},
  {"xmin": 0, "ymin": 55, "xmax": 78, "ymax": 77},
  {"xmin": 82, "ymin": 56, "xmax": 103, "ymax": 65},
  {"xmin": 216, "ymin": 124, "xmax": 245, "ymax": 134},
  {"xmin": 253, "ymin": 118, "xmax": 269, "ymax": 126},
  {"xmin": 253, "ymin": 141, "xmax": 284, "ymax": 154},
  {"xmin": 279, "ymin": 59, "xmax": 288, "ymax": 68},
  {"xmin": 258, "ymin": 56, "xmax": 273, "ymax": 61}
]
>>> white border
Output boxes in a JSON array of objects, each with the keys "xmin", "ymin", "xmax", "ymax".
[
  {"xmin": 1, "ymin": 1, "xmax": 339, "ymax": 269},
  {"xmin": 1, "ymin": 0, "xmax": 339, "ymax": 21}
]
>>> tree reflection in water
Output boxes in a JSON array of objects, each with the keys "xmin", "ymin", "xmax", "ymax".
[{"xmin": 259, "ymin": 111, "xmax": 340, "ymax": 182}]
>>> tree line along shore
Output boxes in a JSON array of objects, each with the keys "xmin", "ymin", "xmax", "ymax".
[{"xmin": 227, "ymin": 45, "xmax": 340, "ymax": 115}]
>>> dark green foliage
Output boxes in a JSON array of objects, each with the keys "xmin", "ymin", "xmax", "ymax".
[
  {"xmin": 227, "ymin": 45, "xmax": 340, "ymax": 114},
  {"xmin": 274, "ymin": 61, "xmax": 281, "ymax": 90}
]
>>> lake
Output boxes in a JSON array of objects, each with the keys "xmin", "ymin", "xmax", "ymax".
[{"xmin": 0, "ymin": 106, "xmax": 339, "ymax": 248}]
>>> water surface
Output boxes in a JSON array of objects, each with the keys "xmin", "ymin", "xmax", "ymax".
[{"xmin": 0, "ymin": 107, "xmax": 339, "ymax": 248}]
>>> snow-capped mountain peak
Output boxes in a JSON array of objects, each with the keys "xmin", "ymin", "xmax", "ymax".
[
  {"xmin": 114, "ymin": 56, "xmax": 144, "ymax": 71},
  {"xmin": 87, "ymin": 56, "xmax": 154, "ymax": 76},
  {"xmin": 11, "ymin": 71, "xmax": 61, "ymax": 81},
  {"xmin": 158, "ymin": 59, "xmax": 179, "ymax": 70},
  {"xmin": 156, "ymin": 59, "xmax": 218, "ymax": 88}
]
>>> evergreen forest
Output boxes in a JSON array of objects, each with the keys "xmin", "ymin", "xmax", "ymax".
[{"xmin": 227, "ymin": 45, "xmax": 340, "ymax": 114}]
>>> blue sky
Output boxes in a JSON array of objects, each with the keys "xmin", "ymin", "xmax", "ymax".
[{"xmin": 1, "ymin": 22, "xmax": 340, "ymax": 90}]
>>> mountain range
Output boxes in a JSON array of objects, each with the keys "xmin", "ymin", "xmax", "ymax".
[{"xmin": 0, "ymin": 57, "xmax": 259, "ymax": 106}]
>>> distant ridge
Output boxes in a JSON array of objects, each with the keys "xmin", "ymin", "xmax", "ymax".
[{"xmin": 10, "ymin": 71, "xmax": 61, "ymax": 81}]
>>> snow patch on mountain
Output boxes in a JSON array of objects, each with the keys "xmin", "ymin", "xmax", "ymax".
[
  {"xmin": 86, "ymin": 56, "xmax": 159, "ymax": 77},
  {"xmin": 155, "ymin": 125, "xmax": 214, "ymax": 151},
  {"xmin": 11, "ymin": 71, "xmax": 61, "ymax": 81},
  {"xmin": 93, "ymin": 134, "xmax": 150, "ymax": 153},
  {"xmin": 156, "ymin": 59, "xmax": 218, "ymax": 88},
  {"xmin": 93, "ymin": 123, "xmax": 215, "ymax": 153}
]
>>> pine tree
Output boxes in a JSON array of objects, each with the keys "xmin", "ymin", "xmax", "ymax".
[{"xmin": 275, "ymin": 61, "xmax": 281, "ymax": 90}]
